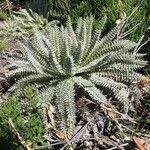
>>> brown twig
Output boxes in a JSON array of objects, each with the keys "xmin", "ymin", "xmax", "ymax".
[
  {"xmin": 106, "ymin": 143, "xmax": 129, "ymax": 150},
  {"xmin": 100, "ymin": 104, "xmax": 136, "ymax": 123},
  {"xmin": 7, "ymin": 117, "xmax": 31, "ymax": 150}
]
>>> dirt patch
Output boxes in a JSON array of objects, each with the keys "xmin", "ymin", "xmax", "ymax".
[{"xmin": 0, "ymin": 39, "xmax": 23, "ymax": 103}]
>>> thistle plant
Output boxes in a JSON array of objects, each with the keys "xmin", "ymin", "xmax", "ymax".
[
  {"xmin": 0, "ymin": 9, "xmax": 54, "ymax": 40},
  {"xmin": 12, "ymin": 9, "xmax": 50, "ymax": 31},
  {"xmin": 6, "ymin": 16, "xmax": 147, "ymax": 138}
]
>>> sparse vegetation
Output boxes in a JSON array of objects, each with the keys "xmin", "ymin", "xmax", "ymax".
[
  {"xmin": 0, "ymin": 40, "xmax": 7, "ymax": 51},
  {"xmin": 0, "ymin": 10, "xmax": 9, "ymax": 20}
]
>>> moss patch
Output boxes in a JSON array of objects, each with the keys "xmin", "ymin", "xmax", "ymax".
[{"xmin": 0, "ymin": 85, "xmax": 46, "ymax": 150}]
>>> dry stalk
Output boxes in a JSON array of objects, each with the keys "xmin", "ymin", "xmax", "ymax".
[
  {"xmin": 106, "ymin": 143, "xmax": 129, "ymax": 150},
  {"xmin": 100, "ymin": 103, "xmax": 136, "ymax": 123},
  {"xmin": 7, "ymin": 117, "xmax": 31, "ymax": 150},
  {"xmin": 5, "ymin": 0, "xmax": 12, "ymax": 15}
]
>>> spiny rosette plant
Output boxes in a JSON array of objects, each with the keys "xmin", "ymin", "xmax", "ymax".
[{"xmin": 6, "ymin": 16, "xmax": 147, "ymax": 138}]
